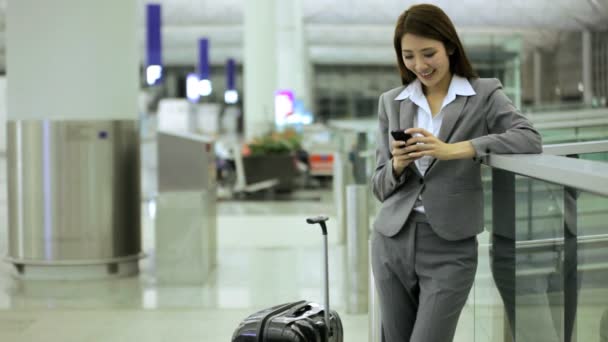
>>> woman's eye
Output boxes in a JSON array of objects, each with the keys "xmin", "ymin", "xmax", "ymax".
[
  {"xmin": 403, "ymin": 55, "xmax": 413, "ymax": 60},
  {"xmin": 424, "ymin": 53, "xmax": 436, "ymax": 58}
]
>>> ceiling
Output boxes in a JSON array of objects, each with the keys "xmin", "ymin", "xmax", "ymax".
[
  {"xmin": 1, "ymin": 0, "xmax": 607, "ymax": 68},
  {"xmin": 135, "ymin": 0, "xmax": 608, "ymax": 66}
]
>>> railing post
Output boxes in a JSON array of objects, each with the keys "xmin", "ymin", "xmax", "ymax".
[
  {"xmin": 369, "ymin": 239, "xmax": 382, "ymax": 342},
  {"xmin": 564, "ymin": 153, "xmax": 579, "ymax": 342},
  {"xmin": 491, "ymin": 168, "xmax": 516, "ymax": 342},
  {"xmin": 564, "ymin": 184, "xmax": 578, "ymax": 342}
]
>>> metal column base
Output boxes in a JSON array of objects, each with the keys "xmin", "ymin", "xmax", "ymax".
[
  {"xmin": 5, "ymin": 253, "xmax": 144, "ymax": 280},
  {"xmin": 346, "ymin": 184, "xmax": 369, "ymax": 314}
]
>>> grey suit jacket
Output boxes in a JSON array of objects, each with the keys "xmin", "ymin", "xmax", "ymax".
[{"xmin": 371, "ymin": 78, "xmax": 542, "ymax": 241}]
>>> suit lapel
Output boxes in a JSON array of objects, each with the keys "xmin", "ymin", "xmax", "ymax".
[
  {"xmin": 426, "ymin": 95, "xmax": 469, "ymax": 174},
  {"xmin": 399, "ymin": 99, "xmax": 416, "ymax": 131},
  {"xmin": 398, "ymin": 99, "xmax": 423, "ymax": 178},
  {"xmin": 437, "ymin": 95, "xmax": 467, "ymax": 143}
]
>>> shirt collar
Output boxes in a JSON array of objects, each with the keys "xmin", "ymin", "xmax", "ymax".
[{"xmin": 394, "ymin": 75, "xmax": 476, "ymax": 101}]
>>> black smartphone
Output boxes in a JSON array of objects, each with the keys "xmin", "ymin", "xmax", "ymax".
[{"xmin": 390, "ymin": 130, "xmax": 412, "ymax": 143}]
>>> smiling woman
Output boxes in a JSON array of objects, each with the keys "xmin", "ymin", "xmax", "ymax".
[{"xmin": 370, "ymin": 3, "xmax": 543, "ymax": 342}]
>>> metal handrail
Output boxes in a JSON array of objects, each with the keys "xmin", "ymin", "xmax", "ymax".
[
  {"xmin": 535, "ymin": 118, "xmax": 608, "ymax": 129},
  {"xmin": 358, "ymin": 140, "xmax": 608, "ymax": 163},
  {"xmin": 528, "ymin": 108, "xmax": 608, "ymax": 122},
  {"xmin": 516, "ymin": 234, "xmax": 608, "ymax": 252},
  {"xmin": 483, "ymin": 154, "xmax": 608, "ymax": 197},
  {"xmin": 542, "ymin": 140, "xmax": 608, "ymax": 156}
]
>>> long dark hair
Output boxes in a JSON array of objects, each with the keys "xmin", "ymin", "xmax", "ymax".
[{"xmin": 394, "ymin": 4, "xmax": 477, "ymax": 85}]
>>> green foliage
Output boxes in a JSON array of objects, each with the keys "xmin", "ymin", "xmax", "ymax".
[{"xmin": 247, "ymin": 129, "xmax": 302, "ymax": 156}]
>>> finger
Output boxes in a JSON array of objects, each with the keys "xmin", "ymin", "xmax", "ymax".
[
  {"xmin": 392, "ymin": 150, "xmax": 407, "ymax": 157},
  {"xmin": 403, "ymin": 145, "xmax": 420, "ymax": 153},
  {"xmin": 409, "ymin": 150, "xmax": 433, "ymax": 158},
  {"xmin": 391, "ymin": 140, "xmax": 407, "ymax": 149},
  {"xmin": 408, "ymin": 136, "xmax": 435, "ymax": 145},
  {"xmin": 405, "ymin": 128, "xmax": 432, "ymax": 137},
  {"xmin": 392, "ymin": 146, "xmax": 411, "ymax": 155},
  {"xmin": 395, "ymin": 149, "xmax": 419, "ymax": 158},
  {"xmin": 405, "ymin": 143, "xmax": 433, "ymax": 152},
  {"xmin": 394, "ymin": 155, "xmax": 413, "ymax": 163},
  {"xmin": 396, "ymin": 150, "xmax": 417, "ymax": 158}
]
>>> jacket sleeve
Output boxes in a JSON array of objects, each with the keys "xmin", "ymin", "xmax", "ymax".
[
  {"xmin": 370, "ymin": 93, "xmax": 411, "ymax": 202},
  {"xmin": 470, "ymin": 79, "xmax": 543, "ymax": 159}
]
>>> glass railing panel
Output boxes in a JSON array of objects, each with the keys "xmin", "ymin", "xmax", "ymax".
[
  {"xmin": 575, "ymin": 191, "xmax": 608, "ymax": 342},
  {"xmin": 475, "ymin": 151, "xmax": 608, "ymax": 342},
  {"xmin": 522, "ymin": 103, "xmax": 594, "ymax": 113},
  {"xmin": 475, "ymin": 171, "xmax": 566, "ymax": 341},
  {"xmin": 579, "ymin": 152, "xmax": 608, "ymax": 163},
  {"xmin": 490, "ymin": 175, "xmax": 565, "ymax": 342}
]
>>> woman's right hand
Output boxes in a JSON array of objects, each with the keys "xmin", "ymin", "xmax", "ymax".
[{"xmin": 391, "ymin": 139, "xmax": 419, "ymax": 177}]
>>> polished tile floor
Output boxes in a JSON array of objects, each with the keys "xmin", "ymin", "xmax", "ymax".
[{"xmin": 0, "ymin": 146, "xmax": 489, "ymax": 342}]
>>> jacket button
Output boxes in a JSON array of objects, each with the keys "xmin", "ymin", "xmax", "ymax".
[
  {"xmin": 419, "ymin": 179, "xmax": 424, "ymax": 185},
  {"xmin": 486, "ymin": 148, "xmax": 491, "ymax": 153}
]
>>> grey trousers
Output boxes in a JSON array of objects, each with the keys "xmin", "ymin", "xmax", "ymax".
[{"xmin": 371, "ymin": 211, "xmax": 478, "ymax": 342}]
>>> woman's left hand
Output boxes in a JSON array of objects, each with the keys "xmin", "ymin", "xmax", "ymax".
[{"xmin": 404, "ymin": 128, "xmax": 476, "ymax": 160}]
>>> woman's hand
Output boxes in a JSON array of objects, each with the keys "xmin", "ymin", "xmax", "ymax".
[
  {"xmin": 404, "ymin": 128, "xmax": 476, "ymax": 160},
  {"xmin": 391, "ymin": 138, "xmax": 420, "ymax": 177}
]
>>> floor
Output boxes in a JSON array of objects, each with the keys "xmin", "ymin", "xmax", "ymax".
[{"xmin": 0, "ymin": 138, "xmax": 492, "ymax": 342}]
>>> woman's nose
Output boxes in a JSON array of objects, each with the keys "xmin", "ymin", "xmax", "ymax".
[
  {"xmin": 416, "ymin": 65, "xmax": 428, "ymax": 73},
  {"xmin": 414, "ymin": 58, "xmax": 427, "ymax": 71}
]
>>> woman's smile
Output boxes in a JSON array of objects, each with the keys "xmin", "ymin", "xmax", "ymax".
[{"xmin": 419, "ymin": 69, "xmax": 435, "ymax": 80}]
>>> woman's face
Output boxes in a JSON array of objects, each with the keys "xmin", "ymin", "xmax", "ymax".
[{"xmin": 400, "ymin": 33, "xmax": 452, "ymax": 93}]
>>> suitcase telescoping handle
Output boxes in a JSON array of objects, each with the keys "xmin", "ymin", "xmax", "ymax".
[{"xmin": 306, "ymin": 216, "xmax": 332, "ymax": 337}]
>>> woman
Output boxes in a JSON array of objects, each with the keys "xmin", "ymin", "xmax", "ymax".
[{"xmin": 370, "ymin": 4, "xmax": 542, "ymax": 342}]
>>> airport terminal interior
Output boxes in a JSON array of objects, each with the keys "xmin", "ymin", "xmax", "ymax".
[{"xmin": 1, "ymin": 0, "xmax": 608, "ymax": 341}]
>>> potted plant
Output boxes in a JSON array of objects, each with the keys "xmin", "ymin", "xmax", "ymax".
[{"xmin": 242, "ymin": 129, "xmax": 302, "ymax": 191}]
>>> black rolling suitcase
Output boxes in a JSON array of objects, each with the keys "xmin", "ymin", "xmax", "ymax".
[{"xmin": 231, "ymin": 216, "xmax": 344, "ymax": 342}]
